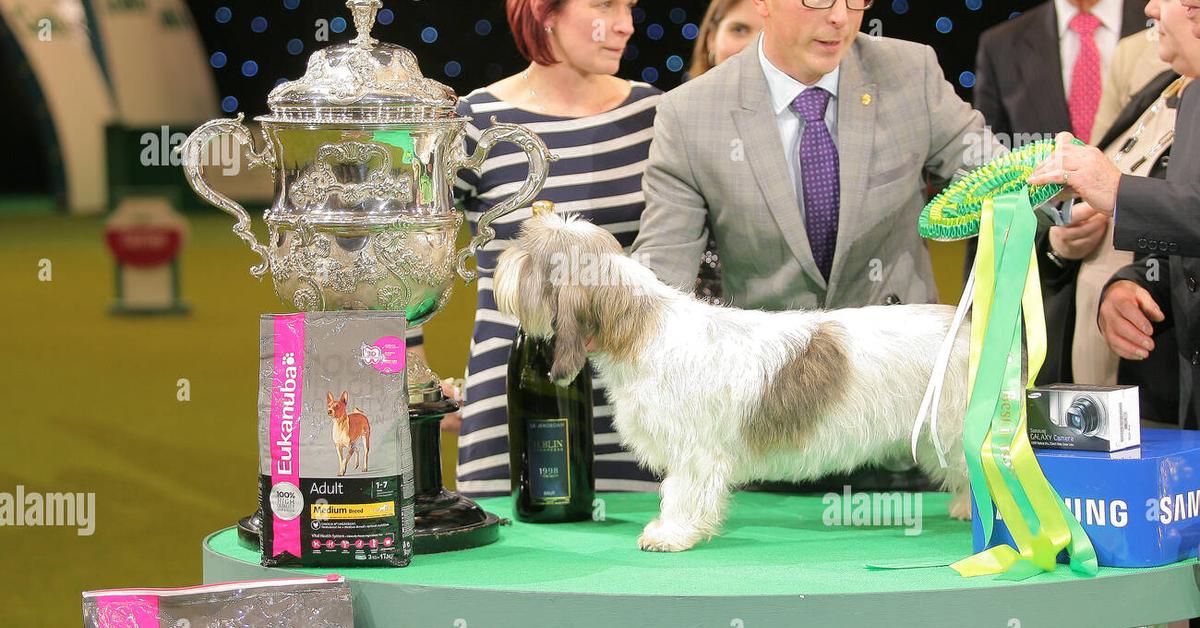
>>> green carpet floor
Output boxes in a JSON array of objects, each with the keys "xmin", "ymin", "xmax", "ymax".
[{"xmin": 209, "ymin": 492, "xmax": 1188, "ymax": 597}]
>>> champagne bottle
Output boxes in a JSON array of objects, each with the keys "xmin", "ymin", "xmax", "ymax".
[
  {"xmin": 507, "ymin": 327, "xmax": 595, "ymax": 523},
  {"xmin": 506, "ymin": 201, "xmax": 595, "ymax": 522}
]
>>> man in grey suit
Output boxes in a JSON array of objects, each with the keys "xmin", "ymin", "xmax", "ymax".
[
  {"xmin": 1029, "ymin": 83, "xmax": 1200, "ymax": 426},
  {"xmin": 631, "ymin": 0, "xmax": 991, "ymax": 311}
]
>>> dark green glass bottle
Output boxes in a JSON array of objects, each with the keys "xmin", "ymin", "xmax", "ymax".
[{"xmin": 507, "ymin": 327, "xmax": 595, "ymax": 523}]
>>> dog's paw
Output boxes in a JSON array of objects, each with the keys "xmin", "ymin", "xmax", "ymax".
[
  {"xmin": 637, "ymin": 519, "xmax": 700, "ymax": 552},
  {"xmin": 948, "ymin": 494, "xmax": 973, "ymax": 521}
]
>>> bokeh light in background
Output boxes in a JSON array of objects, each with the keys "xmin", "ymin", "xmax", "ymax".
[{"xmin": 196, "ymin": 1, "xmax": 1052, "ymax": 115}]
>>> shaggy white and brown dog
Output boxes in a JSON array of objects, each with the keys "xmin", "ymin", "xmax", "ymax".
[{"xmin": 495, "ymin": 212, "xmax": 971, "ymax": 552}]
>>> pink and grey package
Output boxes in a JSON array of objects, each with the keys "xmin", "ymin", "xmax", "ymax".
[
  {"xmin": 258, "ymin": 312, "xmax": 414, "ymax": 567},
  {"xmin": 82, "ymin": 575, "xmax": 352, "ymax": 627}
]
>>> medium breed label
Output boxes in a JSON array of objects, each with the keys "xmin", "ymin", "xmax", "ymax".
[{"xmin": 311, "ymin": 502, "xmax": 396, "ymax": 520}]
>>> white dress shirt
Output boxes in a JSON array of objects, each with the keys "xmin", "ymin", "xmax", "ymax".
[
  {"xmin": 1054, "ymin": 0, "xmax": 1125, "ymax": 98},
  {"xmin": 758, "ymin": 35, "xmax": 840, "ymax": 198}
]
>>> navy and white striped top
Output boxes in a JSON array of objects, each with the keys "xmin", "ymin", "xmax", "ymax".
[{"xmin": 451, "ymin": 82, "xmax": 664, "ymax": 497}]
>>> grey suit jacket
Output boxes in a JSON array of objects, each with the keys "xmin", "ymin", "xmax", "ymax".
[
  {"xmin": 1109, "ymin": 82, "xmax": 1200, "ymax": 425},
  {"xmin": 631, "ymin": 36, "xmax": 988, "ymax": 311}
]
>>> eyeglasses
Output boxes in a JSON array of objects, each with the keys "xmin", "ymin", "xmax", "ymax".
[{"xmin": 801, "ymin": 0, "xmax": 876, "ymax": 10}]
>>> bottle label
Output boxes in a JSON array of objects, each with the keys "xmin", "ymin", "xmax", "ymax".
[{"xmin": 527, "ymin": 418, "xmax": 571, "ymax": 504}]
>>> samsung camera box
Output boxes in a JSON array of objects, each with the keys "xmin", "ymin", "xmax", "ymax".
[
  {"xmin": 1026, "ymin": 384, "xmax": 1140, "ymax": 452},
  {"xmin": 972, "ymin": 429, "xmax": 1200, "ymax": 568}
]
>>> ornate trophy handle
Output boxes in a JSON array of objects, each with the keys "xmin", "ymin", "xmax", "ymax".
[
  {"xmin": 450, "ymin": 117, "xmax": 556, "ymax": 283},
  {"xmin": 178, "ymin": 113, "xmax": 277, "ymax": 279}
]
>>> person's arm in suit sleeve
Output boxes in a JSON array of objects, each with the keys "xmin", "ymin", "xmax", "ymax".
[
  {"xmin": 972, "ymin": 31, "xmax": 1010, "ymax": 148},
  {"xmin": 1112, "ymin": 175, "xmax": 1200, "ymax": 257},
  {"xmin": 920, "ymin": 44, "xmax": 992, "ymax": 188},
  {"xmin": 962, "ymin": 32, "xmax": 1007, "ymax": 281},
  {"xmin": 630, "ymin": 95, "xmax": 709, "ymax": 289}
]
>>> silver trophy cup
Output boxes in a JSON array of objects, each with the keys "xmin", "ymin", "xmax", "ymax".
[{"xmin": 180, "ymin": 0, "xmax": 553, "ymax": 553}]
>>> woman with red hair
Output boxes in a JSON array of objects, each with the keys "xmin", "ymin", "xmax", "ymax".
[{"xmin": 443, "ymin": 0, "xmax": 662, "ymax": 497}]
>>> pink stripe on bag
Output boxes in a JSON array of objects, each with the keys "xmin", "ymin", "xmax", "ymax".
[
  {"xmin": 95, "ymin": 595, "xmax": 159, "ymax": 627},
  {"xmin": 270, "ymin": 313, "xmax": 305, "ymax": 558}
]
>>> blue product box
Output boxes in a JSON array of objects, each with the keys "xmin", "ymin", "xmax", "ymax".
[{"xmin": 971, "ymin": 428, "xmax": 1200, "ymax": 568}]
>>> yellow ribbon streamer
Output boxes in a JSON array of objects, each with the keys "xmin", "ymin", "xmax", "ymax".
[{"xmin": 951, "ymin": 195, "xmax": 1098, "ymax": 578}]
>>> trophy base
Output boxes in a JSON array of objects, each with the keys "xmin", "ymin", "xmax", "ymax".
[
  {"xmin": 407, "ymin": 350, "xmax": 504, "ymax": 554},
  {"xmin": 413, "ymin": 490, "xmax": 504, "ymax": 554},
  {"xmin": 236, "ymin": 511, "xmax": 261, "ymax": 550}
]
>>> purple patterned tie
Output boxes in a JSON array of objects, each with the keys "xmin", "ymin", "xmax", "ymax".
[{"xmin": 791, "ymin": 88, "xmax": 840, "ymax": 280}]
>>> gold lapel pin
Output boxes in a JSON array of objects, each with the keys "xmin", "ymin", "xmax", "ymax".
[{"xmin": 861, "ymin": 93, "xmax": 872, "ymax": 106}]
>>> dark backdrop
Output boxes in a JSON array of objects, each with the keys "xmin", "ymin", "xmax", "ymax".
[
  {"xmin": 1, "ymin": 0, "xmax": 1053, "ymax": 196},
  {"xmin": 188, "ymin": 0, "xmax": 1046, "ymax": 116}
]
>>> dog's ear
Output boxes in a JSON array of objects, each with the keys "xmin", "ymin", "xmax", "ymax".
[
  {"xmin": 549, "ymin": 284, "xmax": 589, "ymax": 386},
  {"xmin": 339, "ymin": 391, "xmax": 348, "ymax": 404},
  {"xmin": 494, "ymin": 248, "xmax": 528, "ymax": 318},
  {"xmin": 327, "ymin": 391, "xmax": 335, "ymax": 405}
]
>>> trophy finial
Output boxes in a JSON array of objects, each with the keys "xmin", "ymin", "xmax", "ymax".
[{"xmin": 347, "ymin": 0, "xmax": 383, "ymax": 47}]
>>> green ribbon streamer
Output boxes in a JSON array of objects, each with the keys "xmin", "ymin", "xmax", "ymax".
[
  {"xmin": 961, "ymin": 195, "xmax": 1032, "ymax": 542},
  {"xmin": 985, "ymin": 196, "xmax": 1042, "ymax": 534},
  {"xmin": 954, "ymin": 192, "xmax": 1098, "ymax": 579}
]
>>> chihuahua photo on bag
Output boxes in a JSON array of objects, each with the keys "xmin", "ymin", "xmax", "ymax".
[
  {"xmin": 257, "ymin": 312, "xmax": 414, "ymax": 568},
  {"xmin": 326, "ymin": 390, "xmax": 372, "ymax": 476}
]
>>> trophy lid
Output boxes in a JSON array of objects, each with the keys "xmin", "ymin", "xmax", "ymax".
[{"xmin": 262, "ymin": 0, "xmax": 461, "ymax": 124}]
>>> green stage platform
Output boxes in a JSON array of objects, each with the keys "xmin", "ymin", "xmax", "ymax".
[{"xmin": 202, "ymin": 492, "xmax": 1200, "ymax": 627}]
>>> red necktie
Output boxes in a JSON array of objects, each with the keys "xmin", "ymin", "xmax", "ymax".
[{"xmin": 1068, "ymin": 12, "xmax": 1102, "ymax": 144}]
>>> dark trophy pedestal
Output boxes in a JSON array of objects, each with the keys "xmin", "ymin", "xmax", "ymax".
[
  {"xmin": 407, "ymin": 394, "xmax": 503, "ymax": 553},
  {"xmin": 237, "ymin": 391, "xmax": 502, "ymax": 554}
]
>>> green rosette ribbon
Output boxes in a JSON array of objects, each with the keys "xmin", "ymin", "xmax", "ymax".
[
  {"xmin": 919, "ymin": 138, "xmax": 1081, "ymax": 242},
  {"xmin": 915, "ymin": 138, "xmax": 1098, "ymax": 579}
]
